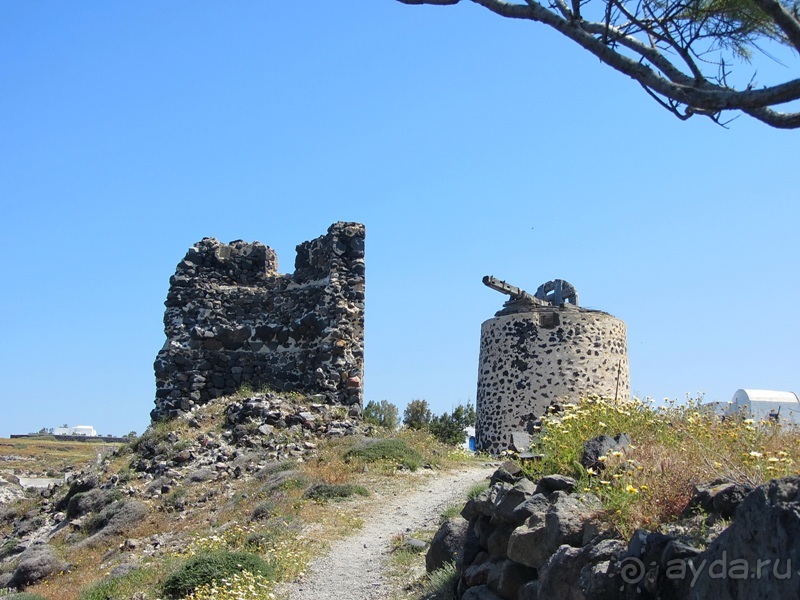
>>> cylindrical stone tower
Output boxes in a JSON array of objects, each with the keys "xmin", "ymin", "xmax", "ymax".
[{"xmin": 476, "ymin": 277, "xmax": 629, "ymax": 454}]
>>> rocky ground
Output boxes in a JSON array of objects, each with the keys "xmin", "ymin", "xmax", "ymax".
[{"xmin": 0, "ymin": 392, "xmax": 487, "ymax": 599}]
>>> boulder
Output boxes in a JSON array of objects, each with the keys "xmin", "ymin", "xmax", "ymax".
[
  {"xmin": 492, "ymin": 479, "xmax": 538, "ymax": 525},
  {"xmin": 511, "ymin": 493, "xmax": 550, "ymax": 527},
  {"xmin": 518, "ymin": 580, "xmax": 540, "ymax": 600},
  {"xmin": 78, "ymin": 500, "xmax": 149, "ymax": 547},
  {"xmin": 468, "ymin": 483, "xmax": 513, "ymax": 520},
  {"xmin": 489, "ymin": 559, "xmax": 537, "ymax": 599},
  {"xmin": 686, "ymin": 476, "xmax": 800, "ymax": 599},
  {"xmin": 507, "ymin": 492, "xmax": 602, "ymax": 569},
  {"xmin": 486, "ymin": 525, "xmax": 515, "ymax": 559},
  {"xmin": 537, "ymin": 474, "xmax": 577, "ymax": 495},
  {"xmin": 426, "ymin": 518, "xmax": 469, "ymax": 572},
  {"xmin": 55, "ymin": 473, "xmax": 99, "ymax": 512},
  {"xmin": 489, "ymin": 462, "xmax": 525, "ymax": 486},
  {"xmin": 581, "ymin": 433, "xmax": 631, "ymax": 470},
  {"xmin": 579, "ymin": 560, "xmax": 616, "ymax": 600},
  {"xmin": 537, "ymin": 538, "xmax": 626, "ymax": 600},
  {"xmin": 459, "ymin": 518, "xmax": 483, "ymax": 569},
  {"xmin": 8, "ymin": 542, "xmax": 68, "ymax": 589},
  {"xmin": 462, "ymin": 584, "xmax": 504, "ymax": 600},
  {"xmin": 65, "ymin": 488, "xmax": 110, "ymax": 519},
  {"xmin": 536, "ymin": 544, "xmax": 585, "ymax": 599},
  {"xmin": 463, "ymin": 553, "xmax": 494, "ymax": 586},
  {"xmin": 681, "ymin": 479, "xmax": 752, "ymax": 520}
]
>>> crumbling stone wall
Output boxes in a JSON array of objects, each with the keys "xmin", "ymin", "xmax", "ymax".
[
  {"xmin": 476, "ymin": 305, "xmax": 629, "ymax": 453},
  {"xmin": 152, "ymin": 222, "xmax": 365, "ymax": 421}
]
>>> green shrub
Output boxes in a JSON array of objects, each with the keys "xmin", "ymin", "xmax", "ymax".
[
  {"xmin": 244, "ymin": 516, "xmax": 300, "ymax": 551},
  {"xmin": 363, "ymin": 400, "xmax": 399, "ymax": 429},
  {"xmin": 466, "ymin": 481, "xmax": 490, "ymax": 500},
  {"xmin": 250, "ymin": 500, "xmax": 277, "ymax": 521},
  {"xmin": 163, "ymin": 487, "xmax": 188, "ymax": 512},
  {"xmin": 344, "ymin": 438, "xmax": 423, "ymax": 470},
  {"xmin": 258, "ymin": 470, "xmax": 307, "ymax": 494},
  {"xmin": 0, "ymin": 539, "xmax": 19, "ymax": 560},
  {"xmin": 304, "ymin": 483, "xmax": 370, "ymax": 502},
  {"xmin": 255, "ymin": 460, "xmax": 297, "ymax": 480},
  {"xmin": 423, "ymin": 562, "xmax": 459, "ymax": 600},
  {"xmin": 162, "ymin": 551, "xmax": 274, "ymax": 599},
  {"xmin": 440, "ymin": 503, "xmax": 462, "ymax": 522},
  {"xmin": 403, "ymin": 399, "xmax": 433, "ymax": 430},
  {"xmin": 116, "ymin": 468, "xmax": 134, "ymax": 483},
  {"xmin": 66, "ymin": 489, "xmax": 111, "ymax": 519},
  {"xmin": 1, "ymin": 594, "xmax": 48, "ymax": 600},
  {"xmin": 130, "ymin": 420, "xmax": 175, "ymax": 458},
  {"xmin": 429, "ymin": 404, "xmax": 476, "ymax": 446}
]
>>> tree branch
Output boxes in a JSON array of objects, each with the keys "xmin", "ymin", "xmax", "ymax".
[
  {"xmin": 397, "ymin": 0, "xmax": 800, "ymax": 127},
  {"xmin": 749, "ymin": 0, "xmax": 800, "ymax": 51}
]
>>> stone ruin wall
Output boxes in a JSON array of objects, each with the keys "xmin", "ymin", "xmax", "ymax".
[
  {"xmin": 476, "ymin": 306, "xmax": 629, "ymax": 453},
  {"xmin": 152, "ymin": 222, "xmax": 365, "ymax": 421}
]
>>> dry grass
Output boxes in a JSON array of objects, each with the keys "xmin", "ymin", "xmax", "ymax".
[
  {"xmin": 25, "ymin": 546, "xmax": 107, "ymax": 600},
  {"xmin": 0, "ymin": 438, "xmax": 116, "ymax": 476},
  {"xmin": 524, "ymin": 396, "xmax": 800, "ymax": 537}
]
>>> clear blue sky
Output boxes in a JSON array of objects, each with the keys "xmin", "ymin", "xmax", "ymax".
[{"xmin": 1, "ymin": 1, "xmax": 797, "ymax": 437}]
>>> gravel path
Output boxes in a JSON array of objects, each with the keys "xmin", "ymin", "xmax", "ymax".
[{"xmin": 277, "ymin": 464, "xmax": 495, "ymax": 600}]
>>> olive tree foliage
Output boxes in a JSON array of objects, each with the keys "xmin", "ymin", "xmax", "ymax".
[
  {"xmin": 429, "ymin": 403, "xmax": 477, "ymax": 445},
  {"xmin": 397, "ymin": 0, "xmax": 800, "ymax": 128},
  {"xmin": 363, "ymin": 400, "xmax": 400, "ymax": 429},
  {"xmin": 403, "ymin": 399, "xmax": 434, "ymax": 430}
]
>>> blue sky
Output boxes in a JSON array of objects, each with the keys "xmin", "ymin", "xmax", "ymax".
[{"xmin": 1, "ymin": 1, "xmax": 797, "ymax": 437}]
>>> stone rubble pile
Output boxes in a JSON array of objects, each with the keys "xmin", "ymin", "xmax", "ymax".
[{"xmin": 135, "ymin": 392, "xmax": 367, "ymax": 476}]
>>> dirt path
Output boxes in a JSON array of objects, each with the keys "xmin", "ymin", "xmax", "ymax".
[{"xmin": 277, "ymin": 464, "xmax": 495, "ymax": 600}]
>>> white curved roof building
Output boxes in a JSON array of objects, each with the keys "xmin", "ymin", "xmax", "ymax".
[{"xmin": 729, "ymin": 389, "xmax": 800, "ymax": 423}]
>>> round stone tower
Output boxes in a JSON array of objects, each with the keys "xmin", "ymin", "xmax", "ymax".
[{"xmin": 476, "ymin": 277, "xmax": 629, "ymax": 454}]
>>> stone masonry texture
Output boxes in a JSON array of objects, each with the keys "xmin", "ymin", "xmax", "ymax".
[
  {"xmin": 152, "ymin": 222, "xmax": 365, "ymax": 421},
  {"xmin": 476, "ymin": 305, "xmax": 629, "ymax": 453}
]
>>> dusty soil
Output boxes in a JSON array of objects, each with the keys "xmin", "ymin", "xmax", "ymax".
[{"xmin": 277, "ymin": 463, "xmax": 495, "ymax": 600}]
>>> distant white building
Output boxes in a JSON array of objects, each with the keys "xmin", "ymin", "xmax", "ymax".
[
  {"xmin": 53, "ymin": 425, "xmax": 97, "ymax": 437},
  {"xmin": 727, "ymin": 389, "xmax": 800, "ymax": 424}
]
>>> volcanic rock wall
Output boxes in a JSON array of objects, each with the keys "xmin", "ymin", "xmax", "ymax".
[{"xmin": 152, "ymin": 222, "xmax": 365, "ymax": 421}]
